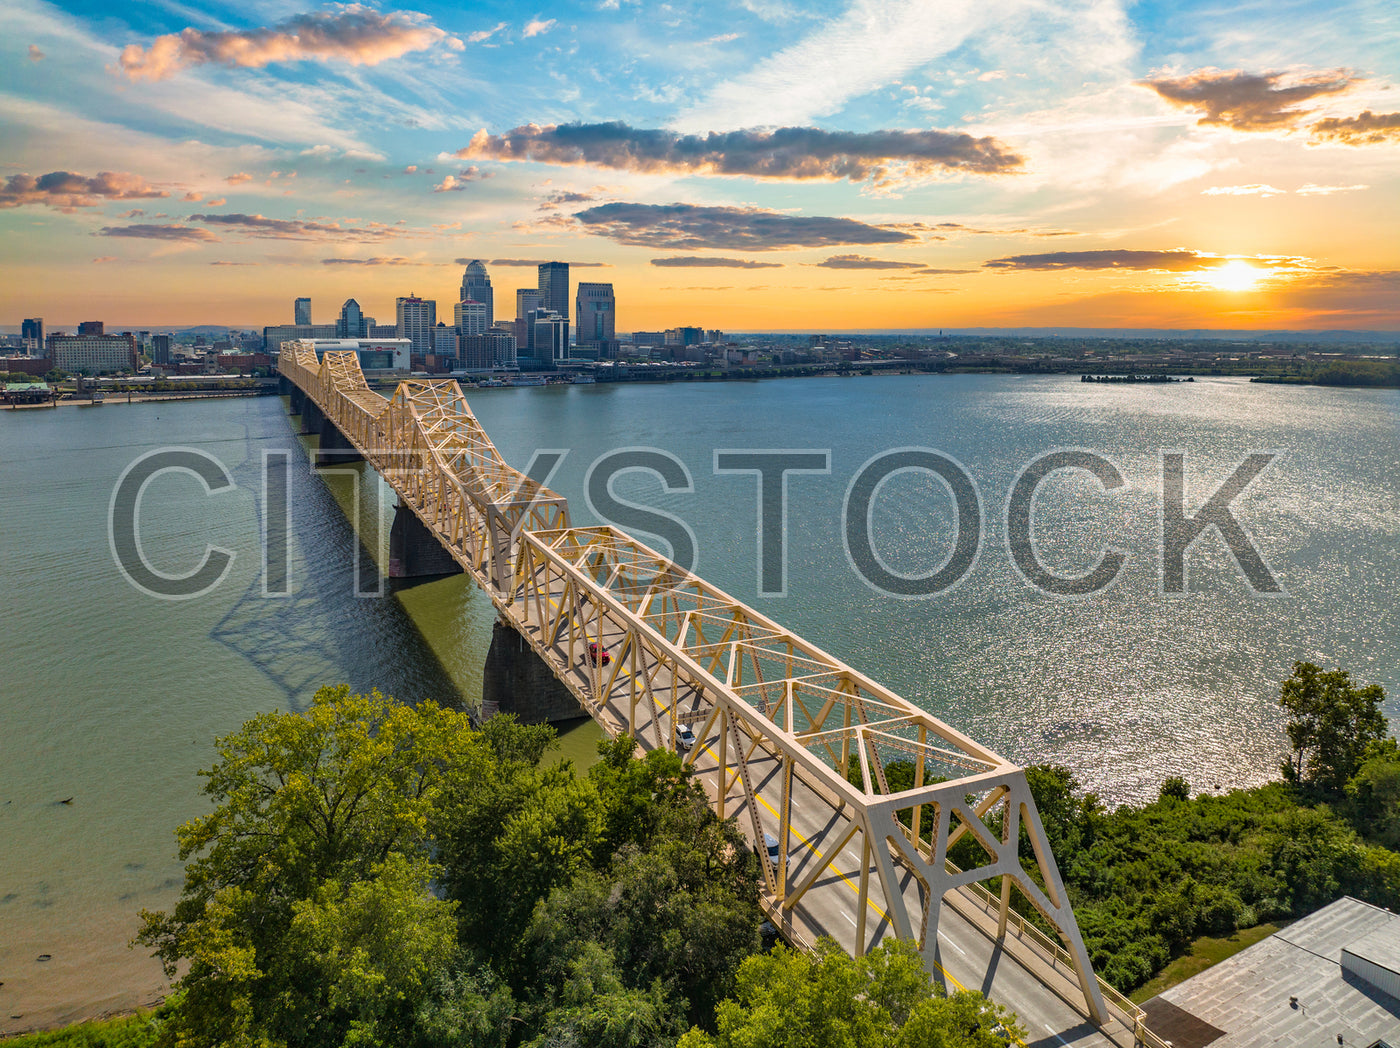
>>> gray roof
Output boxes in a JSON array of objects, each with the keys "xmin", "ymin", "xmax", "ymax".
[{"xmin": 1144, "ymin": 897, "xmax": 1400, "ymax": 1048}]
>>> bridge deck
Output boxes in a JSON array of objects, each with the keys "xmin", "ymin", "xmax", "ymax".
[{"xmin": 277, "ymin": 343, "xmax": 1162, "ymax": 1047}]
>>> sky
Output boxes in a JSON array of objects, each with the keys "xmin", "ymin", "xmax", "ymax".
[{"xmin": 2, "ymin": 0, "xmax": 1398, "ymax": 331}]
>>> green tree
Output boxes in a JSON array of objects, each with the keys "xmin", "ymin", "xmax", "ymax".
[
  {"xmin": 135, "ymin": 685, "xmax": 499, "ymax": 1048},
  {"xmin": 1278, "ymin": 662, "xmax": 1387, "ymax": 789},
  {"xmin": 678, "ymin": 940, "xmax": 1019, "ymax": 1048}
]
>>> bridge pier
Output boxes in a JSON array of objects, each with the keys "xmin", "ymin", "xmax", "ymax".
[
  {"xmin": 299, "ymin": 395, "xmax": 321, "ymax": 434},
  {"xmin": 388, "ymin": 501, "xmax": 463, "ymax": 579},
  {"xmin": 279, "ymin": 374, "xmax": 294, "ymax": 397},
  {"xmin": 316, "ymin": 414, "xmax": 363, "ymax": 464},
  {"xmin": 481, "ymin": 619, "xmax": 586, "ymax": 725}
]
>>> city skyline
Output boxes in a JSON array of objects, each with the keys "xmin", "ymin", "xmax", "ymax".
[{"xmin": 1, "ymin": 0, "xmax": 1397, "ymax": 330}]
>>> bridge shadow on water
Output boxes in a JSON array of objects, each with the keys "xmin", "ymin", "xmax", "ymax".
[{"xmin": 210, "ymin": 421, "xmax": 470, "ymax": 715}]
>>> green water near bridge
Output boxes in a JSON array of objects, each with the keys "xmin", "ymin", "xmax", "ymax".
[{"xmin": 0, "ymin": 373, "xmax": 1396, "ymax": 1029}]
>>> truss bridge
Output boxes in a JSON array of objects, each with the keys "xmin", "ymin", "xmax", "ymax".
[{"xmin": 277, "ymin": 342, "xmax": 1164, "ymax": 1048}]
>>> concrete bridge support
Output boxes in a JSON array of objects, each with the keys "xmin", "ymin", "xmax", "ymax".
[
  {"xmin": 388, "ymin": 501, "xmax": 463, "ymax": 579},
  {"xmin": 481, "ymin": 619, "xmax": 586, "ymax": 725},
  {"xmin": 316, "ymin": 414, "xmax": 363, "ymax": 464}
]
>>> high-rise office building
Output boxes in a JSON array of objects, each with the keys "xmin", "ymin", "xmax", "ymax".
[
  {"xmin": 575, "ymin": 282, "xmax": 616, "ymax": 343},
  {"xmin": 295, "ymin": 297, "xmax": 312, "ymax": 326},
  {"xmin": 531, "ymin": 312, "xmax": 568, "ymax": 367},
  {"xmin": 538, "ymin": 262, "xmax": 569, "ymax": 327},
  {"xmin": 515, "ymin": 288, "xmax": 543, "ymax": 321},
  {"xmin": 454, "ymin": 298, "xmax": 489, "ymax": 337},
  {"xmin": 433, "ymin": 322, "xmax": 457, "ymax": 363},
  {"xmin": 337, "ymin": 299, "xmax": 367, "ymax": 338},
  {"xmin": 78, "ymin": 320, "xmax": 104, "ymax": 336},
  {"xmin": 21, "ymin": 318, "xmax": 42, "ymax": 354},
  {"xmin": 460, "ymin": 260, "xmax": 493, "ymax": 328},
  {"xmin": 151, "ymin": 333, "xmax": 172, "ymax": 365},
  {"xmin": 395, "ymin": 295, "xmax": 436, "ymax": 357}
]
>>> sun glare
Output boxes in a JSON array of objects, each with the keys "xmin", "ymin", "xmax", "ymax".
[{"xmin": 1201, "ymin": 259, "xmax": 1264, "ymax": 292}]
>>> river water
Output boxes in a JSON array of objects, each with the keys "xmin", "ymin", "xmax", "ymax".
[{"xmin": 1, "ymin": 374, "xmax": 1396, "ymax": 1030}]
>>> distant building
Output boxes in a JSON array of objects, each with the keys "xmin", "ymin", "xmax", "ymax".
[
  {"xmin": 516, "ymin": 288, "xmax": 543, "ymax": 321},
  {"xmin": 369, "ymin": 323, "xmax": 396, "ymax": 338},
  {"xmin": 460, "ymin": 260, "xmax": 493, "ymax": 328},
  {"xmin": 263, "ymin": 323, "xmax": 336, "ymax": 351},
  {"xmin": 395, "ymin": 295, "xmax": 436, "ymax": 358},
  {"xmin": 294, "ymin": 297, "xmax": 312, "ymax": 326},
  {"xmin": 433, "ymin": 322, "xmax": 457, "ymax": 360},
  {"xmin": 460, "ymin": 331, "xmax": 516, "ymax": 370},
  {"xmin": 151, "ymin": 334, "xmax": 172, "ymax": 365},
  {"xmin": 707, "ymin": 329, "xmax": 723, "ymax": 343},
  {"xmin": 454, "ymin": 298, "xmax": 489, "ymax": 337},
  {"xmin": 48, "ymin": 333, "xmax": 135, "ymax": 374},
  {"xmin": 77, "ymin": 320, "xmax": 104, "ymax": 336},
  {"xmin": 665, "ymin": 327, "xmax": 703, "ymax": 348},
  {"xmin": 632, "ymin": 331, "xmax": 665, "ymax": 347},
  {"xmin": 575, "ymin": 282, "xmax": 616, "ymax": 347},
  {"xmin": 21, "ymin": 318, "xmax": 43, "ymax": 355},
  {"xmin": 337, "ymin": 299, "xmax": 367, "ymax": 339},
  {"xmin": 538, "ymin": 262, "xmax": 569, "ymax": 327},
  {"xmin": 531, "ymin": 312, "xmax": 568, "ymax": 367}
]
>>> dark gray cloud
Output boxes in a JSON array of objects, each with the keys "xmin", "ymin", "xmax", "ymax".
[
  {"xmin": 1, "ymin": 170, "xmax": 169, "ymax": 211},
  {"xmin": 97, "ymin": 223, "xmax": 218, "ymax": 242},
  {"xmin": 573, "ymin": 203, "xmax": 918, "ymax": 251},
  {"xmin": 191, "ymin": 212, "xmax": 412, "ymax": 241},
  {"xmin": 481, "ymin": 258, "xmax": 610, "ymax": 266},
  {"xmin": 984, "ymin": 250, "xmax": 1224, "ymax": 271},
  {"xmin": 983, "ymin": 250, "xmax": 1318, "ymax": 272},
  {"xmin": 1310, "ymin": 110, "xmax": 1400, "ymax": 145},
  {"xmin": 460, "ymin": 121, "xmax": 1023, "ymax": 186},
  {"xmin": 650, "ymin": 256, "xmax": 784, "ymax": 268},
  {"xmin": 814, "ymin": 254, "xmax": 924, "ymax": 269},
  {"xmin": 1139, "ymin": 68, "xmax": 1356, "ymax": 130},
  {"xmin": 321, "ymin": 256, "xmax": 430, "ymax": 265}
]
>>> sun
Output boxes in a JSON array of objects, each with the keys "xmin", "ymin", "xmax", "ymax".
[{"xmin": 1200, "ymin": 259, "xmax": 1264, "ymax": 292}]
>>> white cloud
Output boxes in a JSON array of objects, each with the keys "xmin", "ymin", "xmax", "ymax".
[
  {"xmin": 1295, "ymin": 182, "xmax": 1368, "ymax": 195},
  {"xmin": 675, "ymin": 0, "xmax": 1021, "ymax": 130},
  {"xmin": 1201, "ymin": 183, "xmax": 1286, "ymax": 197},
  {"xmin": 522, "ymin": 18, "xmax": 556, "ymax": 38}
]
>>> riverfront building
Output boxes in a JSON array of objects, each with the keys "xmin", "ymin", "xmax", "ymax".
[
  {"xmin": 48, "ymin": 333, "xmax": 136, "ymax": 374},
  {"xmin": 575, "ymin": 282, "xmax": 616, "ymax": 357}
]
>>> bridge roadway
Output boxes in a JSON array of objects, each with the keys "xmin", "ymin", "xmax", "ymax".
[{"xmin": 276, "ymin": 344, "xmax": 1159, "ymax": 1048}]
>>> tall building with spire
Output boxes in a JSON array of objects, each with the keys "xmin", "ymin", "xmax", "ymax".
[
  {"xmin": 460, "ymin": 260, "xmax": 493, "ymax": 329},
  {"xmin": 538, "ymin": 261, "xmax": 569, "ymax": 328}
]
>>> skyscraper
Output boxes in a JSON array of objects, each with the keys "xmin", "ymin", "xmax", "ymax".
[
  {"xmin": 337, "ymin": 299, "xmax": 366, "ymax": 339},
  {"xmin": 395, "ymin": 295, "xmax": 436, "ymax": 358},
  {"xmin": 531, "ymin": 312, "xmax": 568, "ymax": 367},
  {"xmin": 460, "ymin": 260, "xmax": 493, "ymax": 328},
  {"xmin": 454, "ymin": 298, "xmax": 488, "ymax": 337},
  {"xmin": 515, "ymin": 288, "xmax": 543, "ymax": 321},
  {"xmin": 151, "ymin": 333, "xmax": 172, "ymax": 365},
  {"xmin": 538, "ymin": 262, "xmax": 569, "ymax": 327},
  {"xmin": 295, "ymin": 297, "xmax": 312, "ymax": 325},
  {"xmin": 575, "ymin": 282, "xmax": 616, "ymax": 344},
  {"xmin": 21, "ymin": 318, "xmax": 42, "ymax": 354}
]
